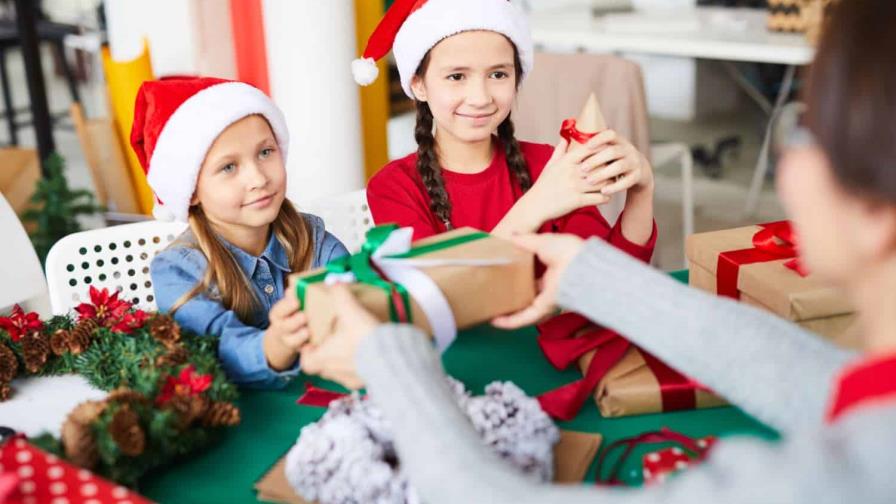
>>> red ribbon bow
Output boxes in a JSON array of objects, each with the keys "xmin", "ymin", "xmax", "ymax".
[
  {"xmin": 716, "ymin": 220, "xmax": 808, "ymax": 299},
  {"xmin": 536, "ymin": 313, "xmax": 708, "ymax": 421},
  {"xmin": 559, "ymin": 118, "xmax": 600, "ymax": 145}
]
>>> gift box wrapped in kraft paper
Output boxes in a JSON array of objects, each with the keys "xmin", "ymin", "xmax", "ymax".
[
  {"xmin": 289, "ymin": 225, "xmax": 536, "ymax": 349},
  {"xmin": 686, "ymin": 221, "xmax": 858, "ymax": 349},
  {"xmin": 537, "ymin": 313, "xmax": 727, "ymax": 420},
  {"xmin": 579, "ymin": 347, "xmax": 728, "ymax": 418}
]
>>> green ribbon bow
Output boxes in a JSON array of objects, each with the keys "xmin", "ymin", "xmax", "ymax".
[{"xmin": 295, "ymin": 224, "xmax": 490, "ymax": 324}]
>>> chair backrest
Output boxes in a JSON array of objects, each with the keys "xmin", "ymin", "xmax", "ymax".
[
  {"xmin": 300, "ymin": 189, "xmax": 373, "ymax": 253},
  {"xmin": 0, "ymin": 192, "xmax": 47, "ymax": 310},
  {"xmin": 45, "ymin": 220, "xmax": 188, "ymax": 315}
]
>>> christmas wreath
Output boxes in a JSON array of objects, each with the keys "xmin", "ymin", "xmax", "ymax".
[{"xmin": 0, "ymin": 287, "xmax": 241, "ymax": 486}]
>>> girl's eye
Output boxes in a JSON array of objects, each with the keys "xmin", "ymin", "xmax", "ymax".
[
  {"xmin": 490, "ymin": 71, "xmax": 509, "ymax": 79},
  {"xmin": 220, "ymin": 163, "xmax": 237, "ymax": 174},
  {"xmin": 259, "ymin": 147, "xmax": 275, "ymax": 159},
  {"xmin": 447, "ymin": 73, "xmax": 464, "ymax": 82}
]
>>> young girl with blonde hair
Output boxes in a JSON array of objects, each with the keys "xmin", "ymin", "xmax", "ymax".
[{"xmin": 137, "ymin": 77, "xmax": 347, "ymax": 388}]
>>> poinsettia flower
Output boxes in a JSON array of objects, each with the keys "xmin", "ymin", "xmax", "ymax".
[
  {"xmin": 75, "ymin": 286, "xmax": 132, "ymax": 327},
  {"xmin": 0, "ymin": 304, "xmax": 43, "ymax": 342},
  {"xmin": 156, "ymin": 364, "xmax": 213, "ymax": 405},
  {"xmin": 110, "ymin": 309, "xmax": 150, "ymax": 334}
]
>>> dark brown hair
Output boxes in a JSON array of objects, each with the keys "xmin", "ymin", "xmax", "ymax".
[
  {"xmin": 805, "ymin": 0, "xmax": 896, "ymax": 204},
  {"xmin": 413, "ymin": 36, "xmax": 532, "ymax": 228}
]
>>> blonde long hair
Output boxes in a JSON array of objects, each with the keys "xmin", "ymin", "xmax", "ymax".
[{"xmin": 170, "ymin": 199, "xmax": 313, "ymax": 323}]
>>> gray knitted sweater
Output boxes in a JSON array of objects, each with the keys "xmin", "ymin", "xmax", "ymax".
[{"xmin": 356, "ymin": 239, "xmax": 896, "ymax": 503}]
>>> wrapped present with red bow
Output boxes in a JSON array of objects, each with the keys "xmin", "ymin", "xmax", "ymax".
[
  {"xmin": 686, "ymin": 221, "xmax": 858, "ymax": 348},
  {"xmin": 536, "ymin": 314, "xmax": 727, "ymax": 420},
  {"xmin": 0, "ymin": 433, "xmax": 152, "ymax": 504}
]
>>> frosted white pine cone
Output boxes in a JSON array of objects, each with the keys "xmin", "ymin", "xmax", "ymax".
[{"xmin": 285, "ymin": 379, "xmax": 558, "ymax": 503}]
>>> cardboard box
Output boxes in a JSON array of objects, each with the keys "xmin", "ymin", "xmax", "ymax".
[{"xmin": 0, "ymin": 148, "xmax": 40, "ymax": 217}]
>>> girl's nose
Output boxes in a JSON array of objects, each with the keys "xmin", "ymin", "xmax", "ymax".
[
  {"xmin": 466, "ymin": 79, "xmax": 492, "ymax": 107},
  {"xmin": 245, "ymin": 162, "xmax": 269, "ymax": 189}
]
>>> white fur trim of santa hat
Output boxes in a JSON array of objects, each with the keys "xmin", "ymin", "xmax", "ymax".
[
  {"xmin": 393, "ymin": 0, "xmax": 534, "ymax": 98},
  {"xmin": 146, "ymin": 82, "xmax": 289, "ymax": 223}
]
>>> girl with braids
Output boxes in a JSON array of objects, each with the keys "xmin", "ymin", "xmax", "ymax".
[
  {"xmin": 135, "ymin": 78, "xmax": 348, "ymax": 388},
  {"xmin": 359, "ymin": 0, "xmax": 656, "ymax": 262},
  {"xmin": 306, "ymin": 2, "xmax": 896, "ymax": 502}
]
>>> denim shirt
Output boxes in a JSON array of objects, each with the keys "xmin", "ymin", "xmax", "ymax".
[{"xmin": 150, "ymin": 213, "xmax": 348, "ymax": 389}]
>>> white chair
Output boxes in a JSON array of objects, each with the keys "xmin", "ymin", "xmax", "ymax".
[
  {"xmin": 651, "ymin": 142, "xmax": 695, "ymax": 240},
  {"xmin": 0, "ymin": 193, "xmax": 49, "ymax": 315},
  {"xmin": 301, "ymin": 189, "xmax": 374, "ymax": 253},
  {"xmin": 45, "ymin": 220, "xmax": 188, "ymax": 315}
]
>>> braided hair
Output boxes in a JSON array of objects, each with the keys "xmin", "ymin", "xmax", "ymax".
[{"xmin": 413, "ymin": 39, "xmax": 531, "ymax": 229}]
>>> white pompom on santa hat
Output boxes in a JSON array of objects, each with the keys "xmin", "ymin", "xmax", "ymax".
[
  {"xmin": 352, "ymin": 0, "xmax": 534, "ymax": 98},
  {"xmin": 130, "ymin": 77, "xmax": 289, "ymax": 222}
]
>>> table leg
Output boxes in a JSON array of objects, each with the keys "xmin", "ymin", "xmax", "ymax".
[
  {"xmin": 0, "ymin": 46, "xmax": 19, "ymax": 146},
  {"xmin": 743, "ymin": 65, "xmax": 796, "ymax": 217},
  {"xmin": 54, "ymin": 39, "xmax": 82, "ymax": 108}
]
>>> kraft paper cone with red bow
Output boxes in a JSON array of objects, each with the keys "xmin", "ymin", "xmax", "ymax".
[
  {"xmin": 686, "ymin": 221, "xmax": 859, "ymax": 349},
  {"xmin": 560, "ymin": 93, "xmax": 607, "ymax": 152}
]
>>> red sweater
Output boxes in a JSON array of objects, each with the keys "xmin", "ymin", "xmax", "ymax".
[{"xmin": 367, "ymin": 140, "xmax": 656, "ymax": 262}]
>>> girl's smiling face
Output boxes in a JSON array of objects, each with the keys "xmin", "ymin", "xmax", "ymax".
[
  {"xmin": 192, "ymin": 114, "xmax": 286, "ymax": 233},
  {"xmin": 410, "ymin": 30, "xmax": 519, "ymax": 145}
]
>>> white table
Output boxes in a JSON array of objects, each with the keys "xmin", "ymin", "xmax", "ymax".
[{"xmin": 530, "ymin": 6, "xmax": 815, "ymax": 216}]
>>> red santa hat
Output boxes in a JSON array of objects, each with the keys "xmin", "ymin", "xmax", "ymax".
[
  {"xmin": 352, "ymin": 0, "xmax": 534, "ymax": 98},
  {"xmin": 130, "ymin": 77, "xmax": 289, "ymax": 222}
]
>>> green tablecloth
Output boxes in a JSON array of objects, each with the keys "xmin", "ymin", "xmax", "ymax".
[{"xmin": 141, "ymin": 271, "xmax": 777, "ymax": 503}]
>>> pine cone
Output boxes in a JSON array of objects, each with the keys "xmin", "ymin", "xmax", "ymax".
[
  {"xmin": 50, "ymin": 329, "xmax": 71, "ymax": 356},
  {"xmin": 201, "ymin": 401, "xmax": 241, "ymax": 427},
  {"xmin": 21, "ymin": 331, "xmax": 50, "ymax": 373},
  {"xmin": 0, "ymin": 382, "xmax": 10, "ymax": 401},
  {"xmin": 0, "ymin": 344, "xmax": 17, "ymax": 382},
  {"xmin": 61, "ymin": 400, "xmax": 106, "ymax": 469},
  {"xmin": 69, "ymin": 319, "xmax": 98, "ymax": 355},
  {"xmin": 165, "ymin": 394, "xmax": 209, "ymax": 429},
  {"xmin": 109, "ymin": 406, "xmax": 145, "ymax": 457},
  {"xmin": 149, "ymin": 314, "xmax": 181, "ymax": 347},
  {"xmin": 154, "ymin": 345, "xmax": 189, "ymax": 368},
  {"xmin": 106, "ymin": 388, "xmax": 148, "ymax": 406}
]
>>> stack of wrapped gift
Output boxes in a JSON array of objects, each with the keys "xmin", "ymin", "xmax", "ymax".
[{"xmin": 686, "ymin": 221, "xmax": 858, "ymax": 349}]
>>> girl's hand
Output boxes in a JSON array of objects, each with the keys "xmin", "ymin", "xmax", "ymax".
[
  {"xmin": 264, "ymin": 294, "xmax": 311, "ymax": 370},
  {"xmin": 492, "ymin": 233, "xmax": 585, "ymax": 329},
  {"xmin": 581, "ymin": 130, "xmax": 655, "ymax": 197},
  {"xmin": 523, "ymin": 136, "xmax": 615, "ymax": 223},
  {"xmin": 300, "ymin": 284, "xmax": 380, "ymax": 390}
]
